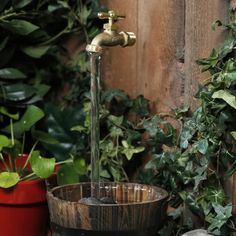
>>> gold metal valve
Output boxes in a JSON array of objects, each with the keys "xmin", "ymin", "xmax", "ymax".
[{"xmin": 97, "ymin": 10, "xmax": 125, "ymax": 31}]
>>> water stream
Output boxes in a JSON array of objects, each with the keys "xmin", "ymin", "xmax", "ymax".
[{"xmin": 89, "ymin": 52, "xmax": 101, "ymax": 198}]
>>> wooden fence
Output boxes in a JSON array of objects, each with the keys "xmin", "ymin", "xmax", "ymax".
[{"xmin": 100, "ymin": 0, "xmax": 229, "ymax": 112}]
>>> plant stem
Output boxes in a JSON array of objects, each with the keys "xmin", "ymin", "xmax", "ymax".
[
  {"xmin": 21, "ymin": 141, "xmax": 38, "ymax": 171},
  {"xmin": 0, "ymin": 153, "xmax": 9, "ymax": 171},
  {"xmin": 20, "ymin": 172, "xmax": 36, "ymax": 181}
]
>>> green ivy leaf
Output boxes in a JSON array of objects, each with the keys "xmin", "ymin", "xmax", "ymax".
[
  {"xmin": 78, "ymin": 5, "xmax": 91, "ymax": 25},
  {"xmin": 110, "ymin": 126, "xmax": 123, "ymax": 137},
  {"xmin": 212, "ymin": 90, "xmax": 236, "ymax": 109},
  {"xmin": 21, "ymin": 45, "xmax": 50, "ymax": 58},
  {"xmin": 143, "ymin": 115, "xmax": 162, "ymax": 137},
  {"xmin": 121, "ymin": 140, "xmax": 144, "ymax": 160},
  {"xmin": 0, "ymin": 172, "xmax": 20, "ymax": 188},
  {"xmin": 230, "ymin": 131, "xmax": 236, "ymax": 140},
  {"xmin": 108, "ymin": 115, "xmax": 123, "ymax": 126},
  {"xmin": 193, "ymin": 139, "xmax": 209, "ymax": 154},
  {"xmin": 0, "ymin": 68, "xmax": 26, "ymax": 79},
  {"xmin": 30, "ymin": 151, "xmax": 55, "ymax": 179}
]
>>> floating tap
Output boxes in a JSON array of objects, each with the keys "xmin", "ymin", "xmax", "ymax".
[{"xmin": 86, "ymin": 10, "xmax": 136, "ymax": 54}]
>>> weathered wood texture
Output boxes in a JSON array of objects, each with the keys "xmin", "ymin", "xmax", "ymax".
[
  {"xmin": 185, "ymin": 0, "xmax": 229, "ymax": 108},
  {"xmin": 100, "ymin": 0, "xmax": 229, "ymax": 112},
  {"xmin": 47, "ymin": 183, "xmax": 168, "ymax": 234}
]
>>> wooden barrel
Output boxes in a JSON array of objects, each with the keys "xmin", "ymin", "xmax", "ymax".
[{"xmin": 47, "ymin": 182, "xmax": 168, "ymax": 236}]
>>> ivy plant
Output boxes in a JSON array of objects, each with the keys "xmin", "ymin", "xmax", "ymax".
[{"xmin": 138, "ymin": 11, "xmax": 236, "ymax": 236}]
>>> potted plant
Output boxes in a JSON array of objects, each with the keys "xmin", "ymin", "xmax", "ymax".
[{"xmin": 0, "ymin": 104, "xmax": 57, "ymax": 236}]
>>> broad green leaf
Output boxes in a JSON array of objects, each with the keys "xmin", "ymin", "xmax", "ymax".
[
  {"xmin": 3, "ymin": 105, "xmax": 44, "ymax": 136},
  {"xmin": 2, "ymin": 83, "xmax": 37, "ymax": 102},
  {"xmin": 0, "ymin": 135, "xmax": 10, "ymax": 151},
  {"xmin": 34, "ymin": 83, "xmax": 50, "ymax": 98},
  {"xmin": 21, "ymin": 45, "xmax": 50, "ymax": 58},
  {"xmin": 12, "ymin": 0, "xmax": 32, "ymax": 9},
  {"xmin": 57, "ymin": 164, "xmax": 80, "ymax": 185},
  {"xmin": 231, "ymin": 131, "xmax": 236, "ymax": 140},
  {"xmin": 0, "ymin": 68, "xmax": 26, "ymax": 79},
  {"xmin": 0, "ymin": 172, "xmax": 20, "ymax": 188},
  {"xmin": 7, "ymin": 19, "xmax": 39, "ymax": 35},
  {"xmin": 30, "ymin": 151, "xmax": 55, "ymax": 178},
  {"xmin": 32, "ymin": 130, "xmax": 59, "ymax": 144},
  {"xmin": 212, "ymin": 90, "xmax": 236, "ymax": 109}
]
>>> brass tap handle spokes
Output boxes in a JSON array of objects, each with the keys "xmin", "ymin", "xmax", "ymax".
[
  {"xmin": 98, "ymin": 10, "xmax": 125, "ymax": 31},
  {"xmin": 98, "ymin": 10, "xmax": 125, "ymax": 21}
]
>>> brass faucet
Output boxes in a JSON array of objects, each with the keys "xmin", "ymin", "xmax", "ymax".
[{"xmin": 86, "ymin": 10, "xmax": 136, "ymax": 54}]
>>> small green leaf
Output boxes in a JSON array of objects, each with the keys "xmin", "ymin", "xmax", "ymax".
[
  {"xmin": 73, "ymin": 158, "xmax": 87, "ymax": 175},
  {"xmin": 143, "ymin": 115, "xmax": 162, "ymax": 137},
  {"xmin": 0, "ymin": 37, "xmax": 8, "ymax": 51},
  {"xmin": 0, "ymin": 135, "xmax": 10, "ymax": 151},
  {"xmin": 0, "ymin": 172, "xmax": 20, "ymax": 188},
  {"xmin": 108, "ymin": 115, "xmax": 123, "ymax": 126},
  {"xmin": 21, "ymin": 45, "xmax": 50, "ymax": 58},
  {"xmin": 71, "ymin": 125, "xmax": 87, "ymax": 132},
  {"xmin": 78, "ymin": 5, "xmax": 91, "ymax": 25},
  {"xmin": 0, "ymin": 107, "xmax": 19, "ymax": 120},
  {"xmin": 0, "ymin": 68, "xmax": 26, "ymax": 79},
  {"xmin": 121, "ymin": 142, "xmax": 145, "ymax": 160},
  {"xmin": 231, "ymin": 131, "xmax": 236, "ymax": 140},
  {"xmin": 110, "ymin": 126, "xmax": 123, "ymax": 137},
  {"xmin": 30, "ymin": 151, "xmax": 55, "ymax": 178},
  {"xmin": 12, "ymin": 0, "xmax": 32, "ymax": 9},
  {"xmin": 212, "ymin": 90, "xmax": 236, "ymax": 109},
  {"xmin": 57, "ymin": 164, "xmax": 80, "ymax": 185},
  {"xmin": 193, "ymin": 139, "xmax": 209, "ymax": 154}
]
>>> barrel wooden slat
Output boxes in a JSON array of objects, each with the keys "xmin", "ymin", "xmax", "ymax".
[{"xmin": 47, "ymin": 182, "xmax": 168, "ymax": 233}]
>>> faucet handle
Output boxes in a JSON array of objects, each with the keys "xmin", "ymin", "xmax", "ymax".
[
  {"xmin": 98, "ymin": 10, "xmax": 125, "ymax": 31},
  {"xmin": 98, "ymin": 10, "xmax": 125, "ymax": 21}
]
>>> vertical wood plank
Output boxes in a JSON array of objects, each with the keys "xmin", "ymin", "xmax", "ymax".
[
  {"xmin": 136, "ymin": 0, "xmax": 185, "ymax": 113},
  {"xmin": 100, "ymin": 0, "xmax": 138, "ymax": 97},
  {"xmin": 184, "ymin": 0, "xmax": 229, "ymax": 108}
]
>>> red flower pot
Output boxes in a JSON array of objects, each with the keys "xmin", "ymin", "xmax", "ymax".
[{"xmin": 0, "ymin": 155, "xmax": 49, "ymax": 236}]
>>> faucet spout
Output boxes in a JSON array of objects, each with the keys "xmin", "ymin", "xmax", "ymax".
[
  {"xmin": 86, "ymin": 10, "xmax": 136, "ymax": 54},
  {"xmin": 86, "ymin": 31, "xmax": 136, "ymax": 54}
]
